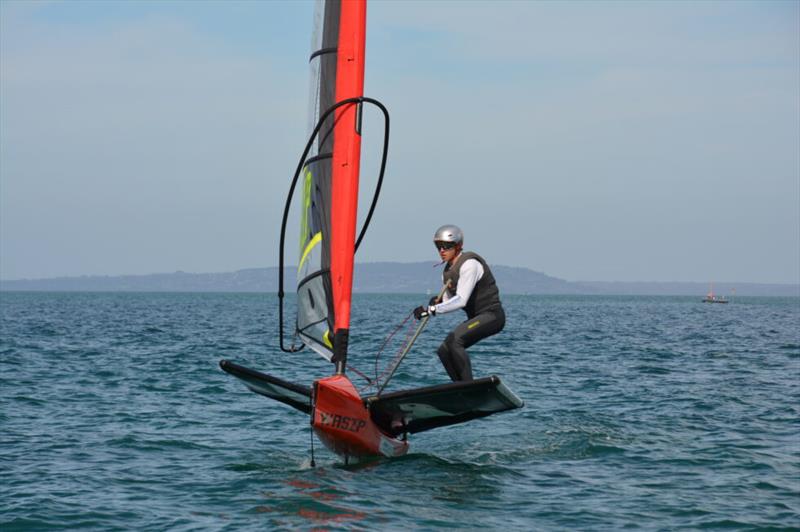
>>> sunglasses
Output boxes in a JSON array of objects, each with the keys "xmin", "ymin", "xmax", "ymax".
[{"xmin": 434, "ymin": 241, "xmax": 458, "ymax": 251}]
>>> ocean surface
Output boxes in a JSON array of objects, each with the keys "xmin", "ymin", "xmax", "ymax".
[{"xmin": 1, "ymin": 292, "xmax": 798, "ymax": 530}]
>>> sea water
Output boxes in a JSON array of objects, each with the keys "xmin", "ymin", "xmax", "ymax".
[{"xmin": 1, "ymin": 292, "xmax": 798, "ymax": 530}]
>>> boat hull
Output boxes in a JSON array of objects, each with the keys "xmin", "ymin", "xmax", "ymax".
[{"xmin": 312, "ymin": 374, "xmax": 409, "ymax": 459}]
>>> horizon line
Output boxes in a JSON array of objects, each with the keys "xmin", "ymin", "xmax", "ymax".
[{"xmin": 1, "ymin": 262, "xmax": 798, "ymax": 287}]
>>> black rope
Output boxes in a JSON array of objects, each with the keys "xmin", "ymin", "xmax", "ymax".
[
  {"xmin": 278, "ymin": 97, "xmax": 390, "ymax": 354},
  {"xmin": 354, "ymin": 100, "xmax": 390, "ymax": 252},
  {"xmin": 309, "ymin": 420, "xmax": 316, "ymax": 468},
  {"xmin": 347, "ymin": 364, "xmax": 373, "ymax": 385}
]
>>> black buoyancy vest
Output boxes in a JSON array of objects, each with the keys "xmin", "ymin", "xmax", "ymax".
[{"xmin": 442, "ymin": 251, "xmax": 502, "ymax": 318}]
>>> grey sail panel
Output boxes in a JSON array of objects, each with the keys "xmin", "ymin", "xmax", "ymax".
[
  {"xmin": 295, "ymin": 0, "xmax": 341, "ymax": 360},
  {"xmin": 365, "ymin": 376, "xmax": 524, "ymax": 436}
]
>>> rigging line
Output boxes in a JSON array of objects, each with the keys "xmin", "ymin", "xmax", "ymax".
[
  {"xmin": 278, "ymin": 96, "xmax": 390, "ymax": 353},
  {"xmin": 367, "ymin": 323, "xmax": 416, "ymax": 393},
  {"xmin": 354, "ymin": 98, "xmax": 390, "ymax": 252},
  {"xmin": 347, "ymin": 364, "xmax": 372, "ymax": 384},
  {"xmin": 357, "ymin": 311, "xmax": 417, "ymax": 395},
  {"xmin": 376, "ymin": 283, "xmax": 450, "ymax": 395},
  {"xmin": 294, "ymin": 328, "xmax": 372, "ymax": 383},
  {"xmin": 309, "ymin": 416, "xmax": 316, "ymax": 468},
  {"xmin": 374, "ymin": 318, "xmax": 429, "ymax": 396},
  {"xmin": 308, "ymin": 385, "xmax": 317, "ymax": 468},
  {"xmin": 361, "ymin": 280, "xmax": 453, "ymax": 394},
  {"xmin": 293, "ymin": 328, "xmax": 372, "ymax": 382},
  {"xmin": 372, "ymin": 310, "xmax": 415, "ymax": 385},
  {"xmin": 386, "ymin": 318, "xmax": 423, "ymax": 376}
]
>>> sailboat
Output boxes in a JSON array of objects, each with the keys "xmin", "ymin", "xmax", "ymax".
[
  {"xmin": 702, "ymin": 283, "xmax": 728, "ymax": 304},
  {"xmin": 220, "ymin": 0, "xmax": 522, "ymax": 461}
]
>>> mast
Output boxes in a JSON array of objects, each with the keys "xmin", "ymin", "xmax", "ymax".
[{"xmin": 329, "ymin": 0, "xmax": 367, "ymax": 374}]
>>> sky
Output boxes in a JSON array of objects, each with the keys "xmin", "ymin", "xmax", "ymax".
[{"xmin": 1, "ymin": 0, "xmax": 798, "ymax": 284}]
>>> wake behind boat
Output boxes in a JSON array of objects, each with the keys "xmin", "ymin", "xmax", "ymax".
[{"xmin": 220, "ymin": 0, "xmax": 522, "ymax": 462}]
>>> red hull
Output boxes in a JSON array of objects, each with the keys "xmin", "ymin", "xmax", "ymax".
[{"xmin": 312, "ymin": 375, "xmax": 408, "ymax": 458}]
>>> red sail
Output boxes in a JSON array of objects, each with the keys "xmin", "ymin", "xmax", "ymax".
[{"xmin": 330, "ymin": 0, "xmax": 366, "ymax": 338}]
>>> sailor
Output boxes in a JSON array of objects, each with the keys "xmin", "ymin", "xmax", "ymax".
[{"xmin": 413, "ymin": 225, "xmax": 506, "ymax": 381}]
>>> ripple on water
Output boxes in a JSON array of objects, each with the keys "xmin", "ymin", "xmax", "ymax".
[{"xmin": 1, "ymin": 293, "xmax": 799, "ymax": 530}]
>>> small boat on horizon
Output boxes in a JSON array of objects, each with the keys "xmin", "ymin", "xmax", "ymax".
[{"xmin": 703, "ymin": 283, "xmax": 729, "ymax": 304}]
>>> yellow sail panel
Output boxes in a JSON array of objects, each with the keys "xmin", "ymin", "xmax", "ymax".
[{"xmin": 299, "ymin": 231, "xmax": 322, "ymax": 273}]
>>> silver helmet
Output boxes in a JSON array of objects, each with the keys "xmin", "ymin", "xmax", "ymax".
[{"xmin": 433, "ymin": 224, "xmax": 463, "ymax": 245}]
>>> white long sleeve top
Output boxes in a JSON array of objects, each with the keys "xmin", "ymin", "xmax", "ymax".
[{"xmin": 432, "ymin": 257, "xmax": 484, "ymax": 315}]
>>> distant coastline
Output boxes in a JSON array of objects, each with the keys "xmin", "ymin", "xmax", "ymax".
[{"xmin": 1, "ymin": 262, "xmax": 797, "ymax": 297}]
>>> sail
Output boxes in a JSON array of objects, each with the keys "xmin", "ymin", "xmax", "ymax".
[{"xmin": 296, "ymin": 0, "xmax": 367, "ymax": 362}]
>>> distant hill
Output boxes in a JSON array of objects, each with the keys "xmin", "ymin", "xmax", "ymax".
[
  {"xmin": 0, "ymin": 263, "xmax": 576, "ymax": 294},
  {"xmin": 1, "ymin": 262, "xmax": 797, "ymax": 296}
]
